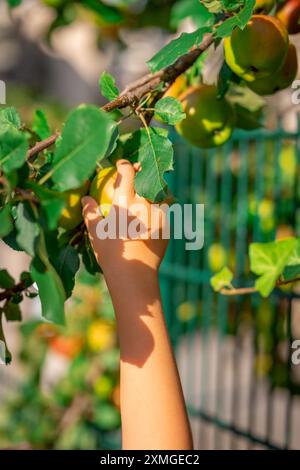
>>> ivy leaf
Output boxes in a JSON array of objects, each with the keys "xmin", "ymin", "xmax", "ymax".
[
  {"xmin": 154, "ymin": 97, "xmax": 186, "ymax": 125},
  {"xmin": 147, "ymin": 26, "xmax": 211, "ymax": 73},
  {"xmin": 30, "ymin": 234, "xmax": 66, "ymax": 325},
  {"xmin": 0, "ymin": 127, "xmax": 28, "ymax": 174},
  {"xmin": 51, "ymin": 245, "xmax": 80, "ymax": 299},
  {"xmin": 99, "ymin": 71, "xmax": 119, "ymax": 101},
  {"xmin": 211, "ymin": 266, "xmax": 233, "ymax": 292},
  {"xmin": 80, "ymin": 233, "xmax": 101, "ymax": 275},
  {"xmin": 124, "ymin": 127, "xmax": 174, "ymax": 202},
  {"xmin": 215, "ymin": 0, "xmax": 256, "ymax": 38},
  {"xmin": 0, "ymin": 107, "xmax": 21, "ymax": 131},
  {"xmin": 15, "ymin": 202, "xmax": 40, "ymax": 256},
  {"xmin": 250, "ymin": 239, "xmax": 297, "ymax": 297},
  {"xmin": 0, "ymin": 270, "xmax": 15, "ymax": 289},
  {"xmin": 49, "ymin": 106, "xmax": 113, "ymax": 191},
  {"xmin": 0, "ymin": 204, "xmax": 13, "ymax": 238},
  {"xmin": 27, "ymin": 182, "xmax": 66, "ymax": 231},
  {"xmin": 170, "ymin": 0, "xmax": 215, "ymax": 29},
  {"xmin": 32, "ymin": 109, "xmax": 51, "ymax": 140}
]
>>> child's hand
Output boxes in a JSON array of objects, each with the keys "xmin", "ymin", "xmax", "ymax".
[{"xmin": 82, "ymin": 159, "xmax": 169, "ymax": 278}]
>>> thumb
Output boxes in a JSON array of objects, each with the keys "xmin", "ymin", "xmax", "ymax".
[{"xmin": 82, "ymin": 196, "xmax": 102, "ymax": 235}]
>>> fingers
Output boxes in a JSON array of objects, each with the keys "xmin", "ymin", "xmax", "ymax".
[
  {"xmin": 82, "ymin": 196, "xmax": 102, "ymax": 235},
  {"xmin": 113, "ymin": 159, "xmax": 136, "ymax": 204}
]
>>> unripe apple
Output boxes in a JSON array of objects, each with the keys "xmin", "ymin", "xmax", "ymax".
[
  {"xmin": 89, "ymin": 165, "xmax": 117, "ymax": 217},
  {"xmin": 254, "ymin": 0, "xmax": 276, "ymax": 13},
  {"xmin": 59, "ymin": 181, "xmax": 90, "ymax": 231},
  {"xmin": 175, "ymin": 85, "xmax": 234, "ymax": 148},
  {"xmin": 224, "ymin": 15, "xmax": 289, "ymax": 82},
  {"xmin": 248, "ymin": 43, "xmax": 298, "ymax": 95},
  {"xmin": 276, "ymin": 0, "xmax": 300, "ymax": 34}
]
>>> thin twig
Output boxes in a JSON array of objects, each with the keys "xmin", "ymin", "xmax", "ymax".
[
  {"xmin": 220, "ymin": 276, "xmax": 300, "ymax": 297},
  {"xmin": 26, "ymin": 31, "xmax": 215, "ymax": 160}
]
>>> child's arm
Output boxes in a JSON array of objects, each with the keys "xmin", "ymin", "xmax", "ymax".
[{"xmin": 82, "ymin": 160, "xmax": 193, "ymax": 450}]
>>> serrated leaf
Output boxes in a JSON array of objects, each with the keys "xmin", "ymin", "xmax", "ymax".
[
  {"xmin": 51, "ymin": 245, "xmax": 80, "ymax": 299},
  {"xmin": 0, "ymin": 204, "xmax": 13, "ymax": 238},
  {"xmin": 154, "ymin": 97, "xmax": 186, "ymax": 125},
  {"xmin": 32, "ymin": 109, "xmax": 51, "ymax": 140},
  {"xmin": 0, "ymin": 107, "xmax": 21, "ymax": 130},
  {"xmin": 48, "ymin": 106, "xmax": 113, "ymax": 191},
  {"xmin": 147, "ymin": 26, "xmax": 211, "ymax": 73},
  {"xmin": 15, "ymin": 202, "xmax": 40, "ymax": 256},
  {"xmin": 283, "ymin": 238, "xmax": 300, "ymax": 281},
  {"xmin": 0, "ymin": 127, "xmax": 28, "ymax": 174},
  {"xmin": 215, "ymin": 0, "xmax": 255, "ymax": 38},
  {"xmin": 124, "ymin": 127, "xmax": 174, "ymax": 202},
  {"xmin": 0, "ymin": 270, "xmax": 15, "ymax": 289},
  {"xmin": 30, "ymin": 234, "xmax": 66, "ymax": 325},
  {"xmin": 250, "ymin": 238, "xmax": 297, "ymax": 297},
  {"xmin": 211, "ymin": 266, "xmax": 233, "ymax": 291},
  {"xmin": 171, "ymin": 0, "xmax": 215, "ymax": 29},
  {"xmin": 99, "ymin": 71, "xmax": 119, "ymax": 101}
]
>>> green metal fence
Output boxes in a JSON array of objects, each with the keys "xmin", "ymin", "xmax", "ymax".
[{"xmin": 160, "ymin": 123, "xmax": 300, "ymax": 450}]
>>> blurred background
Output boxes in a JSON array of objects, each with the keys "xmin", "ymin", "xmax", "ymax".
[{"xmin": 0, "ymin": 0, "xmax": 300, "ymax": 450}]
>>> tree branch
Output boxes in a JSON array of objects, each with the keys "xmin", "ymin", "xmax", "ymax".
[{"xmin": 26, "ymin": 31, "xmax": 215, "ymax": 160}]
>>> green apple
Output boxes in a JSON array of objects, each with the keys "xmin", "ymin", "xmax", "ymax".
[{"xmin": 175, "ymin": 85, "xmax": 235, "ymax": 148}]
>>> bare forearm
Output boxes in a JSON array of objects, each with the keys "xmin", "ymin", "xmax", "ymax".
[{"xmin": 105, "ymin": 269, "xmax": 193, "ymax": 450}]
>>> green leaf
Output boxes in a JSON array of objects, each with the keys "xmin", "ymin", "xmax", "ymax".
[
  {"xmin": 147, "ymin": 26, "xmax": 211, "ymax": 73},
  {"xmin": 99, "ymin": 71, "xmax": 119, "ymax": 101},
  {"xmin": 3, "ymin": 299, "xmax": 21, "ymax": 322},
  {"xmin": 215, "ymin": 0, "xmax": 256, "ymax": 38},
  {"xmin": 30, "ymin": 235, "xmax": 66, "ymax": 325},
  {"xmin": 0, "ymin": 204, "xmax": 13, "ymax": 238},
  {"xmin": 80, "ymin": 233, "xmax": 101, "ymax": 275},
  {"xmin": 32, "ymin": 109, "xmax": 51, "ymax": 140},
  {"xmin": 15, "ymin": 202, "xmax": 40, "ymax": 256},
  {"xmin": 48, "ymin": 106, "xmax": 113, "ymax": 191},
  {"xmin": 0, "ymin": 314, "xmax": 11, "ymax": 365},
  {"xmin": 227, "ymin": 83, "xmax": 265, "ymax": 113},
  {"xmin": 51, "ymin": 245, "xmax": 80, "ymax": 299},
  {"xmin": 0, "ymin": 270, "xmax": 15, "ymax": 289},
  {"xmin": 250, "ymin": 238, "xmax": 297, "ymax": 297},
  {"xmin": 201, "ymin": 0, "xmax": 223, "ymax": 13},
  {"xmin": 82, "ymin": 0, "xmax": 123, "ymax": 23},
  {"xmin": 211, "ymin": 266, "xmax": 233, "ymax": 291},
  {"xmin": 0, "ymin": 107, "xmax": 21, "ymax": 130},
  {"xmin": 283, "ymin": 238, "xmax": 300, "ymax": 281},
  {"xmin": 170, "ymin": 0, "xmax": 215, "ymax": 29},
  {"xmin": 154, "ymin": 97, "xmax": 186, "ymax": 125},
  {"xmin": 0, "ymin": 127, "xmax": 28, "ymax": 174},
  {"xmin": 27, "ymin": 182, "xmax": 66, "ymax": 231},
  {"xmin": 124, "ymin": 127, "xmax": 174, "ymax": 202}
]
